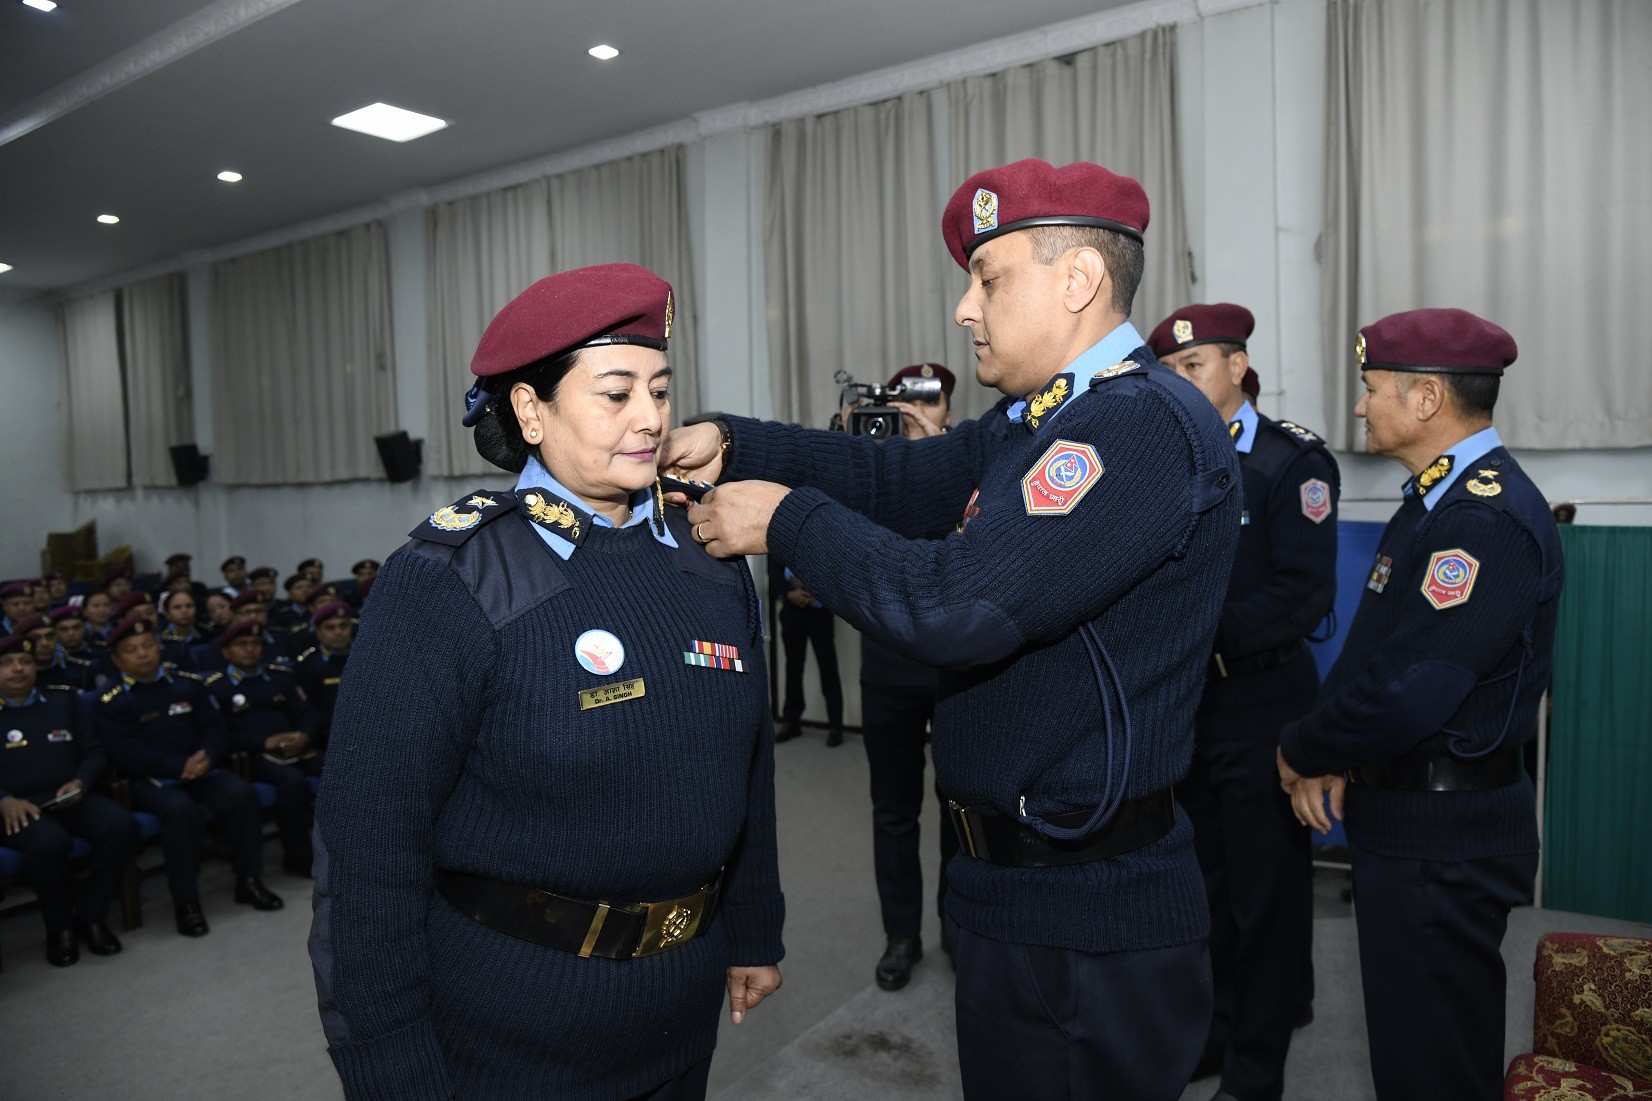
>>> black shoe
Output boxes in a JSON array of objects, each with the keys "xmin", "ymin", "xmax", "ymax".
[
  {"xmin": 775, "ymin": 722, "xmax": 803, "ymax": 743},
  {"xmin": 76, "ymin": 919, "xmax": 122, "ymax": 956},
  {"xmin": 826, "ymin": 727, "xmax": 844, "ymax": 747},
  {"xmin": 1293, "ymin": 1001, "xmax": 1314, "ymax": 1028},
  {"xmin": 234, "ymin": 877, "xmax": 284, "ymax": 911},
  {"xmin": 875, "ymin": 936, "xmax": 922, "ymax": 991},
  {"xmin": 175, "ymin": 901, "xmax": 210, "ymax": 937},
  {"xmin": 46, "ymin": 929, "xmax": 80, "ymax": 967},
  {"xmin": 283, "ymin": 856, "xmax": 314, "ymax": 879}
]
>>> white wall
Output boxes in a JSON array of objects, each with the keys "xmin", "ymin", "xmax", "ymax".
[{"xmin": 6, "ymin": 0, "xmax": 1649, "ymax": 584}]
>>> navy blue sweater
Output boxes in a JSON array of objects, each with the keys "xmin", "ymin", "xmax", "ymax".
[
  {"xmin": 730, "ymin": 351, "xmax": 1240, "ymax": 953},
  {"xmin": 95, "ymin": 670, "xmax": 227, "ymax": 780},
  {"xmin": 0, "ymin": 688, "xmax": 103, "ymax": 801},
  {"xmin": 311, "ymin": 501, "xmax": 783, "ymax": 1101},
  {"xmin": 1280, "ymin": 447, "xmax": 1562, "ymax": 861}
]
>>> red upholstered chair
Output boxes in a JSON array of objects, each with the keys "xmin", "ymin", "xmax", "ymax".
[{"xmin": 1505, "ymin": 933, "xmax": 1652, "ymax": 1099}]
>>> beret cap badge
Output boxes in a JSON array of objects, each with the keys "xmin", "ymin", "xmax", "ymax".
[
  {"xmin": 1356, "ymin": 332, "xmax": 1367, "ymax": 365},
  {"xmin": 973, "ymin": 188, "xmax": 999, "ymax": 234},
  {"xmin": 1172, "ymin": 319, "xmax": 1194, "ymax": 345}
]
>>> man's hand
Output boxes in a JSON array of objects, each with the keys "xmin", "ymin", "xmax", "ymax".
[
  {"xmin": 180, "ymin": 750, "xmax": 211, "ymax": 781},
  {"xmin": 685, "ymin": 483, "xmax": 792, "ymax": 558},
  {"xmin": 727, "ymin": 965, "xmax": 782, "ymax": 1024},
  {"xmin": 1276, "ymin": 745, "xmax": 1304, "ymax": 791},
  {"xmin": 1289, "ymin": 774, "xmax": 1346, "ymax": 835},
  {"xmin": 659, "ymin": 422, "xmax": 726, "ymax": 501},
  {"xmin": 2, "ymin": 795, "xmax": 41, "ymax": 835},
  {"xmin": 54, "ymin": 779, "xmax": 85, "ymax": 808},
  {"xmin": 785, "ymin": 589, "xmax": 814, "ymax": 608}
]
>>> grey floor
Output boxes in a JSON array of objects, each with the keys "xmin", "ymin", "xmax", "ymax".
[{"xmin": 2, "ymin": 731, "xmax": 1647, "ymax": 1100}]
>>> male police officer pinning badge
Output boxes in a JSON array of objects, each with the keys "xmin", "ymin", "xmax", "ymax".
[
  {"xmin": 1022, "ymin": 440, "xmax": 1104, "ymax": 515},
  {"xmin": 1422, "ymin": 549, "xmax": 1480, "ymax": 610}
]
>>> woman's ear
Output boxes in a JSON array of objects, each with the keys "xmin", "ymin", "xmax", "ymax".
[{"xmin": 510, "ymin": 381, "xmax": 544, "ymax": 443}]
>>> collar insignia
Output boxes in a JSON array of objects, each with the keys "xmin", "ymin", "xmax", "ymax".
[
  {"xmin": 1416, "ymin": 454, "xmax": 1454, "ymax": 493},
  {"xmin": 1024, "ymin": 374, "xmax": 1072, "ymax": 432},
  {"xmin": 522, "ymin": 490, "xmax": 588, "ymax": 544},
  {"xmin": 1173, "ymin": 319, "xmax": 1194, "ymax": 345},
  {"xmin": 1229, "ymin": 420, "xmax": 1243, "ymax": 440}
]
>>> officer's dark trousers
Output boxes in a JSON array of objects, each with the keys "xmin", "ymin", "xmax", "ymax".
[
  {"xmin": 951, "ymin": 919, "xmax": 1211, "ymax": 1101},
  {"xmin": 861, "ymin": 681, "xmax": 955, "ymax": 940},
  {"xmin": 1351, "ymin": 843, "xmax": 1537, "ymax": 1101},
  {"xmin": 625, "ymin": 1054, "xmax": 711, "ymax": 1101},
  {"xmin": 778, "ymin": 604, "xmax": 842, "ymax": 728},
  {"xmin": 248, "ymin": 752, "xmax": 322, "ymax": 870},
  {"xmin": 0, "ymin": 794, "xmax": 136, "ymax": 930},
  {"xmin": 129, "ymin": 771, "xmax": 265, "ymax": 903},
  {"xmin": 1181, "ymin": 736, "xmax": 1312, "ymax": 1101}
]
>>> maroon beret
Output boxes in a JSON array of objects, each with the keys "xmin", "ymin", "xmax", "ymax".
[
  {"xmin": 14, "ymin": 614, "xmax": 48, "ymax": 636},
  {"xmin": 307, "ymin": 583, "xmax": 340, "ymax": 604},
  {"xmin": 471, "ymin": 263, "xmax": 673, "ymax": 381},
  {"xmin": 283, "ymin": 573, "xmax": 307, "ymax": 592},
  {"xmin": 1, "ymin": 582, "xmax": 34, "ymax": 600},
  {"xmin": 248, "ymin": 567, "xmax": 278, "ymax": 581},
  {"xmin": 163, "ymin": 564, "xmax": 191, "ymax": 584},
  {"xmin": 217, "ymin": 619, "xmax": 263, "ymax": 647},
  {"xmin": 1147, "ymin": 303, "xmax": 1255, "ymax": 359},
  {"xmin": 221, "ymin": 555, "xmax": 246, "ymax": 571},
  {"xmin": 40, "ymin": 571, "xmax": 62, "ymax": 583},
  {"xmin": 943, "ymin": 159, "xmax": 1149, "ymax": 270},
  {"xmin": 49, "ymin": 604, "xmax": 85, "ymax": 624},
  {"xmin": 311, "ymin": 601, "xmax": 353, "ymax": 626},
  {"xmin": 1241, "ymin": 367, "xmax": 1261, "ymax": 399},
  {"xmin": 165, "ymin": 553, "xmax": 192, "ymax": 567},
  {"xmin": 351, "ymin": 559, "xmax": 380, "ymax": 574},
  {"xmin": 887, "ymin": 363, "xmax": 956, "ymax": 396},
  {"xmin": 0, "ymin": 633, "xmax": 34, "ymax": 658},
  {"xmin": 230, "ymin": 590, "xmax": 266, "ymax": 610},
  {"xmin": 100, "ymin": 563, "xmax": 133, "ymax": 586},
  {"xmin": 1357, "ymin": 309, "xmax": 1517, "ymax": 375},
  {"xmin": 107, "ymin": 615, "xmax": 155, "ymax": 648},
  {"xmin": 111, "ymin": 592, "xmax": 153, "ymax": 620}
]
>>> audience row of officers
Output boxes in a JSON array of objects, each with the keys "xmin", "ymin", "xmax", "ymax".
[{"xmin": 0, "ymin": 561, "xmax": 362, "ymax": 966}]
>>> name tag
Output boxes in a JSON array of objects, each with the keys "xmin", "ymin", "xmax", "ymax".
[
  {"xmin": 47, "ymin": 730, "xmax": 73, "ymax": 743},
  {"xmin": 579, "ymin": 678, "xmax": 646, "ymax": 711},
  {"xmin": 168, "ymin": 702, "xmax": 193, "ymax": 716},
  {"xmin": 324, "ymin": 677, "xmax": 342, "ymax": 686}
]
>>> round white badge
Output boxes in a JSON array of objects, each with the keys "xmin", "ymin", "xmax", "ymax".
[
  {"xmin": 232, "ymin": 693, "xmax": 246, "ymax": 708},
  {"xmin": 574, "ymin": 630, "xmax": 626, "ymax": 676},
  {"xmin": 6, "ymin": 729, "xmax": 22, "ymax": 743}
]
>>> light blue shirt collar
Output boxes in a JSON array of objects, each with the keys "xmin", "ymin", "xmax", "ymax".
[
  {"xmin": 1007, "ymin": 322, "xmax": 1145, "ymax": 425},
  {"xmin": 515, "ymin": 456, "xmax": 679, "ymax": 561},
  {"xmin": 1418, "ymin": 426, "xmax": 1503, "ymax": 511},
  {"xmin": 226, "ymin": 663, "xmax": 267, "ymax": 685},
  {"xmin": 1231, "ymin": 401, "xmax": 1259, "ymax": 455},
  {"xmin": 0, "ymin": 689, "xmax": 45, "ymax": 709}
]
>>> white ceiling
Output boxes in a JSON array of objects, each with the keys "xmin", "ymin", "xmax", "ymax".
[{"xmin": 0, "ymin": 0, "xmax": 1135, "ymax": 292}]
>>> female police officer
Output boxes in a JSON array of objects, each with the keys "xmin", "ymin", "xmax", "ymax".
[{"xmin": 309, "ymin": 264, "xmax": 783, "ymax": 1101}]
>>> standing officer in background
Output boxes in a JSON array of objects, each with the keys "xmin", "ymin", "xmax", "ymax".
[
  {"xmin": 772, "ymin": 562, "xmax": 844, "ymax": 746},
  {"xmin": 666, "ymin": 158, "xmax": 1241, "ymax": 1099},
  {"xmin": 1150, "ymin": 304, "xmax": 1338, "ymax": 1101},
  {"xmin": 1278, "ymin": 309, "xmax": 1560, "ymax": 1101},
  {"xmin": 859, "ymin": 363, "xmax": 959, "ymax": 991}
]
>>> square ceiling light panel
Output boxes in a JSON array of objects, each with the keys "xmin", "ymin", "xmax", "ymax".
[{"xmin": 330, "ymin": 103, "xmax": 449, "ymax": 143}]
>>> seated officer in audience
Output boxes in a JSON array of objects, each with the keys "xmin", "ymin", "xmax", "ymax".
[
  {"xmin": 95, "ymin": 616, "xmax": 283, "ymax": 935},
  {"xmin": 294, "ymin": 602, "xmax": 354, "ymax": 747},
  {"xmin": 41, "ymin": 572, "xmax": 69, "ymax": 606},
  {"xmin": 199, "ymin": 591, "xmax": 277, "ymax": 671},
  {"xmin": 269, "ymin": 574, "xmax": 314, "ymax": 636},
  {"xmin": 82, "ymin": 591, "xmax": 115, "ymax": 651},
  {"xmin": 111, "ymin": 591, "xmax": 155, "ymax": 626},
  {"xmin": 204, "ymin": 621, "xmax": 322, "ymax": 877},
  {"xmin": 101, "ymin": 564, "xmax": 135, "ymax": 606},
  {"xmin": 160, "ymin": 564, "xmax": 193, "ymax": 598},
  {"xmin": 52, "ymin": 605, "xmax": 96, "ymax": 665},
  {"xmin": 1150, "ymin": 304, "xmax": 1338, "ymax": 1101},
  {"xmin": 0, "ymin": 633, "xmax": 136, "ymax": 966},
  {"xmin": 2, "ymin": 582, "xmax": 36, "ymax": 635},
  {"xmin": 220, "ymin": 555, "xmax": 250, "ymax": 597},
  {"xmin": 1277, "ymin": 309, "xmax": 1561, "ymax": 1101},
  {"xmin": 248, "ymin": 567, "xmax": 278, "ymax": 603},
  {"xmin": 298, "ymin": 558, "xmax": 325, "ymax": 584},
  {"xmin": 22, "ymin": 614, "xmax": 98, "ymax": 692},
  {"xmin": 30, "ymin": 582, "xmax": 52, "ymax": 613},
  {"xmin": 202, "ymin": 591, "xmax": 233, "ymax": 637},
  {"xmin": 351, "ymin": 558, "xmax": 379, "ymax": 586},
  {"xmin": 157, "ymin": 591, "xmax": 205, "ymax": 672}
]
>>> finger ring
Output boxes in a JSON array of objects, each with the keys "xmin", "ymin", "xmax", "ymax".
[{"xmin": 693, "ymin": 523, "xmax": 707, "ymax": 544}]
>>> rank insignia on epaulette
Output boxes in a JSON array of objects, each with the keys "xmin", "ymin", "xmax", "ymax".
[
  {"xmin": 412, "ymin": 489, "xmax": 517, "ymax": 544},
  {"xmin": 1277, "ymin": 421, "xmax": 1322, "ymax": 444},
  {"xmin": 1089, "ymin": 361, "xmax": 1140, "ymax": 386},
  {"xmin": 1025, "ymin": 374, "xmax": 1072, "ymax": 431},
  {"xmin": 1464, "ymin": 469, "xmax": 1502, "ymax": 498},
  {"xmin": 1299, "ymin": 478, "xmax": 1333, "ymax": 524},
  {"xmin": 1023, "ymin": 439, "xmax": 1104, "ymax": 515},
  {"xmin": 1422, "ymin": 548, "xmax": 1479, "ymax": 610}
]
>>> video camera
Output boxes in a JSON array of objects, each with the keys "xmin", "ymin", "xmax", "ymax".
[{"xmin": 835, "ymin": 371, "xmax": 945, "ymax": 439}]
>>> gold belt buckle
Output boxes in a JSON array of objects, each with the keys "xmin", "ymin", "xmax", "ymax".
[{"xmin": 633, "ymin": 885, "xmax": 711, "ymax": 957}]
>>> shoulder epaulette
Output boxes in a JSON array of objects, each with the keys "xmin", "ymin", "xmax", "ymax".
[
  {"xmin": 293, "ymin": 646, "xmax": 318, "ymax": 663},
  {"xmin": 269, "ymin": 661, "xmax": 294, "ymax": 674},
  {"xmin": 1271, "ymin": 420, "xmax": 1327, "ymax": 449},
  {"xmin": 99, "ymin": 684, "xmax": 125, "ymax": 704},
  {"xmin": 409, "ymin": 489, "xmax": 518, "ymax": 547},
  {"xmin": 1087, "ymin": 360, "xmax": 1144, "ymax": 388},
  {"xmin": 179, "ymin": 670, "xmax": 207, "ymax": 684},
  {"xmin": 66, "ymin": 654, "xmax": 93, "ymax": 669}
]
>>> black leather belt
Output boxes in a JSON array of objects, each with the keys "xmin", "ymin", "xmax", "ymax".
[
  {"xmin": 434, "ymin": 868, "xmax": 722, "ymax": 960},
  {"xmin": 1353, "ymin": 747, "xmax": 1524, "ymax": 792},
  {"xmin": 947, "ymin": 790, "xmax": 1175, "ymax": 868},
  {"xmin": 1208, "ymin": 641, "xmax": 1304, "ymax": 680}
]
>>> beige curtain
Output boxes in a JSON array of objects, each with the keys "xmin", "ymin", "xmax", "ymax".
[
  {"xmin": 548, "ymin": 147, "xmax": 700, "ymax": 420},
  {"xmin": 121, "ymin": 274, "xmax": 193, "ymax": 487},
  {"xmin": 425, "ymin": 179, "xmax": 552, "ymax": 477},
  {"xmin": 1321, "ymin": 0, "xmax": 1652, "ymax": 449},
  {"xmin": 59, "ymin": 291, "xmax": 128, "ymax": 491},
  {"xmin": 948, "ymin": 25, "xmax": 1192, "ymax": 410},
  {"xmin": 210, "ymin": 223, "xmax": 396, "ymax": 484},
  {"xmin": 765, "ymin": 92, "xmax": 956, "ymax": 426}
]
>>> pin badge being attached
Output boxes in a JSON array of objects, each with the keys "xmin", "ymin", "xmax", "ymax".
[{"xmin": 575, "ymin": 629, "xmax": 626, "ymax": 676}]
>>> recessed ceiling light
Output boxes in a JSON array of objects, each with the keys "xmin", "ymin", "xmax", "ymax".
[
  {"xmin": 217, "ymin": 170, "xmax": 244, "ymax": 183},
  {"xmin": 97, "ymin": 214, "xmax": 120, "ymax": 224},
  {"xmin": 330, "ymin": 102, "xmax": 448, "ymax": 143},
  {"xmin": 588, "ymin": 44, "xmax": 620, "ymax": 60},
  {"xmin": 23, "ymin": 1, "xmax": 59, "ymax": 12},
  {"xmin": 0, "ymin": 263, "xmax": 13, "ymax": 274}
]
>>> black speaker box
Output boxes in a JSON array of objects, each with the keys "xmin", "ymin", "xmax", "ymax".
[
  {"xmin": 375, "ymin": 431, "xmax": 423, "ymax": 483},
  {"xmin": 170, "ymin": 444, "xmax": 210, "ymax": 486}
]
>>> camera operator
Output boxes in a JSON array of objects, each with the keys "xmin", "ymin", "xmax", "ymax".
[{"xmin": 851, "ymin": 363, "xmax": 961, "ymax": 992}]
